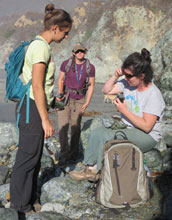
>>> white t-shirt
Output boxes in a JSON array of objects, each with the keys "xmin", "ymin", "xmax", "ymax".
[{"xmin": 117, "ymin": 79, "xmax": 165, "ymax": 142}]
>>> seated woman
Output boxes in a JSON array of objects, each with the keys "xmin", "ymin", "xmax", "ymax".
[{"xmin": 70, "ymin": 48, "xmax": 165, "ymax": 181}]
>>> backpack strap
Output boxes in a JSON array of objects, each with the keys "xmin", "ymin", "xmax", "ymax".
[
  {"xmin": 64, "ymin": 57, "xmax": 73, "ymax": 75},
  {"xmin": 113, "ymin": 152, "xmax": 121, "ymax": 196},
  {"xmin": 85, "ymin": 58, "xmax": 91, "ymax": 83},
  {"xmin": 131, "ymin": 148, "xmax": 137, "ymax": 171},
  {"xmin": 26, "ymin": 80, "xmax": 32, "ymax": 123},
  {"xmin": 114, "ymin": 131, "xmax": 128, "ymax": 140},
  {"xmin": 16, "ymin": 80, "xmax": 32, "ymax": 129}
]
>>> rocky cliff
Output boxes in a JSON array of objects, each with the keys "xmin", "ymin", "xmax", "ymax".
[
  {"xmin": 54, "ymin": 0, "xmax": 172, "ymax": 83},
  {"xmin": 0, "ymin": 0, "xmax": 172, "ymax": 86}
]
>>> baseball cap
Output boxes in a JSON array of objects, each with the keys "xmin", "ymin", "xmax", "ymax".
[{"xmin": 72, "ymin": 42, "xmax": 87, "ymax": 53}]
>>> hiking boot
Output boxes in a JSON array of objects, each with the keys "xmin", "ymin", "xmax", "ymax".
[
  {"xmin": 33, "ymin": 203, "xmax": 42, "ymax": 212},
  {"xmin": 70, "ymin": 167, "xmax": 98, "ymax": 181},
  {"xmin": 25, "ymin": 210, "xmax": 36, "ymax": 215}
]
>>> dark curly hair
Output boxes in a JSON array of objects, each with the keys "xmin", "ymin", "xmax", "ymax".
[
  {"xmin": 44, "ymin": 4, "xmax": 72, "ymax": 31},
  {"xmin": 122, "ymin": 48, "xmax": 153, "ymax": 85}
]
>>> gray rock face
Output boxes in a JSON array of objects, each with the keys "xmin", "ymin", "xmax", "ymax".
[
  {"xmin": 162, "ymin": 121, "xmax": 172, "ymax": 148},
  {"xmin": 144, "ymin": 150, "xmax": 163, "ymax": 172},
  {"xmin": 80, "ymin": 117, "xmax": 103, "ymax": 148},
  {"xmin": 0, "ymin": 123, "xmax": 18, "ymax": 150},
  {"xmin": 0, "ymin": 166, "xmax": 9, "ymax": 185},
  {"xmin": 0, "ymin": 120, "xmax": 171, "ymax": 219},
  {"xmin": 0, "ymin": 208, "xmax": 18, "ymax": 220},
  {"xmin": 1, "ymin": 0, "xmax": 172, "ymax": 86},
  {"xmin": 26, "ymin": 211, "xmax": 71, "ymax": 220},
  {"xmin": 0, "ymin": 183, "xmax": 9, "ymax": 203},
  {"xmin": 53, "ymin": 0, "xmax": 172, "ymax": 84},
  {"xmin": 151, "ymin": 28, "xmax": 172, "ymax": 107},
  {"xmin": 41, "ymin": 203, "xmax": 65, "ymax": 213},
  {"xmin": 41, "ymin": 177, "xmax": 72, "ymax": 205}
]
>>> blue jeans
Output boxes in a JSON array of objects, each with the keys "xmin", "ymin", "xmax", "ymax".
[{"xmin": 83, "ymin": 126, "xmax": 157, "ymax": 170}]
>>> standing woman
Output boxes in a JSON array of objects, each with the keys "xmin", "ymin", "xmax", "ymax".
[
  {"xmin": 10, "ymin": 4, "xmax": 72, "ymax": 215},
  {"xmin": 57, "ymin": 43, "xmax": 95, "ymax": 167}
]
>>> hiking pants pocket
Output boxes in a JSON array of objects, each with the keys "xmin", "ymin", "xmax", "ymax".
[{"xmin": 19, "ymin": 133, "xmax": 41, "ymax": 155}]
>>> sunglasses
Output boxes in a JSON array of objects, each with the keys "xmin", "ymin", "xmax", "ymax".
[
  {"xmin": 124, "ymin": 73, "xmax": 136, "ymax": 79},
  {"xmin": 122, "ymin": 69, "xmax": 136, "ymax": 79},
  {"xmin": 75, "ymin": 49, "xmax": 85, "ymax": 54}
]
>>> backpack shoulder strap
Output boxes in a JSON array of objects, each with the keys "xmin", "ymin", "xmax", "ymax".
[
  {"xmin": 85, "ymin": 59, "xmax": 91, "ymax": 75},
  {"xmin": 64, "ymin": 57, "xmax": 73, "ymax": 75},
  {"xmin": 64, "ymin": 57, "xmax": 91, "ymax": 76},
  {"xmin": 85, "ymin": 59, "xmax": 91, "ymax": 83}
]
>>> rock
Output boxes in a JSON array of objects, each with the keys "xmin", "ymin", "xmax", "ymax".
[
  {"xmin": 0, "ymin": 183, "xmax": 9, "ymax": 202},
  {"xmin": 80, "ymin": 117, "xmax": 103, "ymax": 148},
  {"xmin": 54, "ymin": 1, "xmax": 172, "ymax": 84},
  {"xmin": 0, "ymin": 166, "xmax": 9, "ymax": 185},
  {"xmin": 154, "ymin": 139, "xmax": 168, "ymax": 157},
  {"xmin": 41, "ymin": 202, "xmax": 65, "ymax": 213},
  {"xmin": 0, "ymin": 208, "xmax": 18, "ymax": 220},
  {"xmin": 102, "ymin": 116, "xmax": 114, "ymax": 128},
  {"xmin": 40, "ymin": 175, "xmax": 96, "ymax": 219},
  {"xmin": 6, "ymin": 148, "xmax": 17, "ymax": 169},
  {"xmin": 5, "ymin": 192, "xmax": 10, "ymax": 201},
  {"xmin": 144, "ymin": 150, "xmax": 163, "ymax": 172},
  {"xmin": 41, "ymin": 177, "xmax": 72, "ymax": 205},
  {"xmin": 151, "ymin": 28, "xmax": 172, "ymax": 108},
  {"xmin": 0, "ymin": 123, "xmax": 18, "ymax": 150},
  {"xmin": 40, "ymin": 154, "xmax": 54, "ymax": 169},
  {"xmin": 37, "ymin": 167, "xmax": 56, "ymax": 197},
  {"xmin": 43, "ymin": 137, "xmax": 60, "ymax": 158},
  {"xmin": 26, "ymin": 211, "xmax": 71, "ymax": 220},
  {"xmin": 162, "ymin": 121, "xmax": 172, "ymax": 148}
]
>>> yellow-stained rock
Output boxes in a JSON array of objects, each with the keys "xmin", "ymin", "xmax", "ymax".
[{"xmin": 5, "ymin": 192, "xmax": 10, "ymax": 201}]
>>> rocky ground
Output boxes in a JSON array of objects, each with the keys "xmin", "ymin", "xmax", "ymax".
[{"xmin": 0, "ymin": 83, "xmax": 172, "ymax": 220}]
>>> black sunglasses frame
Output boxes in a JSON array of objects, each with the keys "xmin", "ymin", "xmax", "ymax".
[
  {"xmin": 75, "ymin": 49, "xmax": 86, "ymax": 54},
  {"xmin": 124, "ymin": 73, "xmax": 136, "ymax": 79},
  {"xmin": 122, "ymin": 69, "xmax": 136, "ymax": 79}
]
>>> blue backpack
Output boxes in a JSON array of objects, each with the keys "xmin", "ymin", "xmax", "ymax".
[{"xmin": 5, "ymin": 40, "xmax": 33, "ymax": 128}]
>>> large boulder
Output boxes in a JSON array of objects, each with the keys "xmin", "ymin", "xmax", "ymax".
[
  {"xmin": 0, "ymin": 123, "xmax": 18, "ymax": 151},
  {"xmin": 151, "ymin": 28, "xmax": 172, "ymax": 107}
]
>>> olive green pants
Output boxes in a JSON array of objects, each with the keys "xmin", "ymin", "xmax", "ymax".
[
  {"xmin": 83, "ymin": 126, "xmax": 157, "ymax": 170},
  {"xmin": 57, "ymin": 97, "xmax": 85, "ymax": 156}
]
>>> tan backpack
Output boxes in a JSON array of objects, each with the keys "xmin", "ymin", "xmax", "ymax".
[{"xmin": 96, "ymin": 135, "xmax": 152, "ymax": 208}]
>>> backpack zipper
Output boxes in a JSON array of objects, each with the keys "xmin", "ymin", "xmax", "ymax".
[{"xmin": 113, "ymin": 153, "xmax": 121, "ymax": 196}]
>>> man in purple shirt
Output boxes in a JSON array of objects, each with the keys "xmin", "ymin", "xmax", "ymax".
[{"xmin": 57, "ymin": 43, "xmax": 95, "ymax": 167}]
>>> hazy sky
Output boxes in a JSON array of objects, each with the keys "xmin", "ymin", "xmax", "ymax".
[{"xmin": 0, "ymin": 0, "xmax": 82, "ymax": 16}]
